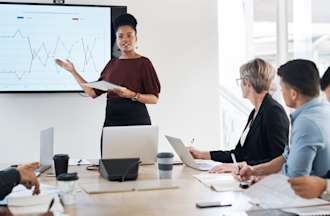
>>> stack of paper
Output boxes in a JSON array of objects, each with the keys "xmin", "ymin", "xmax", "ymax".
[
  {"xmin": 6, "ymin": 184, "xmax": 64, "ymax": 215},
  {"xmin": 193, "ymin": 173, "xmax": 242, "ymax": 192},
  {"xmin": 284, "ymin": 205, "xmax": 330, "ymax": 216},
  {"xmin": 243, "ymin": 174, "xmax": 329, "ymax": 209}
]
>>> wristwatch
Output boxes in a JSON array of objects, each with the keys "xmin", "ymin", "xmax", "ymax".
[
  {"xmin": 321, "ymin": 180, "xmax": 330, "ymax": 201},
  {"xmin": 131, "ymin": 92, "xmax": 140, "ymax": 101}
]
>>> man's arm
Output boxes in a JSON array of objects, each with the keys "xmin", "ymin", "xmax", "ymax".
[
  {"xmin": 0, "ymin": 168, "xmax": 20, "ymax": 200},
  {"xmin": 283, "ymin": 118, "xmax": 324, "ymax": 177},
  {"xmin": 239, "ymin": 155, "xmax": 286, "ymax": 181}
]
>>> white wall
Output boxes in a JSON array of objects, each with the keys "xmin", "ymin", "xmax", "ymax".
[{"xmin": 0, "ymin": 0, "xmax": 220, "ymax": 163}]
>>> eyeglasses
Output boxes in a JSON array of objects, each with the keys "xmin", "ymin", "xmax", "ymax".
[{"xmin": 235, "ymin": 78, "xmax": 244, "ymax": 87}]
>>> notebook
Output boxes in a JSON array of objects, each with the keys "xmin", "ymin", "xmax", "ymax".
[
  {"xmin": 193, "ymin": 173, "xmax": 243, "ymax": 192},
  {"xmin": 283, "ymin": 204, "xmax": 330, "ymax": 216},
  {"xmin": 6, "ymin": 184, "xmax": 63, "ymax": 215},
  {"xmin": 243, "ymin": 174, "xmax": 329, "ymax": 209},
  {"xmin": 80, "ymin": 179, "xmax": 179, "ymax": 194}
]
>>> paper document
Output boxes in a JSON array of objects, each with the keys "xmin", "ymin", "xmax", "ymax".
[
  {"xmin": 6, "ymin": 184, "xmax": 63, "ymax": 215},
  {"xmin": 80, "ymin": 179, "xmax": 179, "ymax": 194},
  {"xmin": 243, "ymin": 174, "xmax": 329, "ymax": 209},
  {"xmin": 83, "ymin": 80, "xmax": 124, "ymax": 91},
  {"xmin": 193, "ymin": 173, "xmax": 242, "ymax": 192},
  {"xmin": 284, "ymin": 205, "xmax": 330, "ymax": 216}
]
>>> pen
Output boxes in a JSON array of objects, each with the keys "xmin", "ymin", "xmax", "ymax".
[
  {"xmin": 230, "ymin": 153, "xmax": 240, "ymax": 174},
  {"xmin": 190, "ymin": 138, "xmax": 195, "ymax": 145},
  {"xmin": 47, "ymin": 197, "xmax": 55, "ymax": 212},
  {"xmin": 231, "ymin": 153, "xmax": 250, "ymax": 189}
]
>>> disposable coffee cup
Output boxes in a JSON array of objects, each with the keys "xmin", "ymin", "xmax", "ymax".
[
  {"xmin": 53, "ymin": 154, "xmax": 69, "ymax": 177},
  {"xmin": 57, "ymin": 172, "xmax": 79, "ymax": 205},
  {"xmin": 156, "ymin": 152, "xmax": 174, "ymax": 179}
]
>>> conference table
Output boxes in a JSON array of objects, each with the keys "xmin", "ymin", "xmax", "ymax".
[
  {"xmin": 37, "ymin": 163, "xmax": 252, "ymax": 216},
  {"xmin": 0, "ymin": 162, "xmax": 258, "ymax": 216}
]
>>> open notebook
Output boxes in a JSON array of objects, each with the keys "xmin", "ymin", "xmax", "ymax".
[
  {"xmin": 244, "ymin": 174, "xmax": 329, "ymax": 209},
  {"xmin": 80, "ymin": 179, "xmax": 179, "ymax": 194},
  {"xmin": 283, "ymin": 205, "xmax": 330, "ymax": 216},
  {"xmin": 193, "ymin": 173, "xmax": 243, "ymax": 192},
  {"xmin": 5, "ymin": 184, "xmax": 64, "ymax": 215}
]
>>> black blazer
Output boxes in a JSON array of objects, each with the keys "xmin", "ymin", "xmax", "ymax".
[
  {"xmin": 0, "ymin": 168, "xmax": 20, "ymax": 200},
  {"xmin": 210, "ymin": 94, "xmax": 289, "ymax": 165}
]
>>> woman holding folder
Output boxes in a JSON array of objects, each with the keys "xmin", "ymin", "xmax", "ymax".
[{"xmin": 55, "ymin": 14, "xmax": 161, "ymax": 153}]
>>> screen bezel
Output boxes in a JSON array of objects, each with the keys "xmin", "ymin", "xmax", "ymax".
[{"xmin": 0, "ymin": 2, "xmax": 127, "ymax": 93}]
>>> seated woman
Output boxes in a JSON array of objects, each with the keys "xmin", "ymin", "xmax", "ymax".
[{"xmin": 189, "ymin": 58, "xmax": 289, "ymax": 173}]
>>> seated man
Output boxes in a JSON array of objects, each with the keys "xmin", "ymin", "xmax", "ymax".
[
  {"xmin": 321, "ymin": 66, "xmax": 330, "ymax": 101},
  {"xmin": 189, "ymin": 58, "xmax": 289, "ymax": 173},
  {"xmin": 288, "ymin": 174, "xmax": 330, "ymax": 200},
  {"xmin": 0, "ymin": 162, "xmax": 40, "ymax": 200},
  {"xmin": 238, "ymin": 59, "xmax": 330, "ymax": 179}
]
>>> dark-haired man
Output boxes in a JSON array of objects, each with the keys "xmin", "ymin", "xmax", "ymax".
[
  {"xmin": 237, "ymin": 59, "xmax": 330, "ymax": 180},
  {"xmin": 0, "ymin": 162, "xmax": 40, "ymax": 200},
  {"xmin": 321, "ymin": 67, "xmax": 330, "ymax": 101}
]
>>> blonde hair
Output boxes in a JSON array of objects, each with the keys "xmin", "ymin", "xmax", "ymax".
[{"xmin": 240, "ymin": 58, "xmax": 275, "ymax": 93}]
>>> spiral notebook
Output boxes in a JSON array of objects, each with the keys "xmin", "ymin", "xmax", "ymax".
[{"xmin": 283, "ymin": 204, "xmax": 330, "ymax": 216}]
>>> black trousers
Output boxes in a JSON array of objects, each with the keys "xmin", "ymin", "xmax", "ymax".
[{"xmin": 100, "ymin": 97, "xmax": 151, "ymax": 156}]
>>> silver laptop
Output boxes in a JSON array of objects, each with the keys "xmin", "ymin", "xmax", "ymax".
[
  {"xmin": 102, "ymin": 125, "xmax": 158, "ymax": 165},
  {"xmin": 165, "ymin": 135, "xmax": 220, "ymax": 171},
  {"xmin": 34, "ymin": 127, "xmax": 54, "ymax": 176}
]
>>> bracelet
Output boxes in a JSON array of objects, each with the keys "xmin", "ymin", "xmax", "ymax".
[{"xmin": 131, "ymin": 92, "xmax": 140, "ymax": 101}]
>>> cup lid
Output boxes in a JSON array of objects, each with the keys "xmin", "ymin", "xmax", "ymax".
[
  {"xmin": 53, "ymin": 154, "xmax": 69, "ymax": 159},
  {"xmin": 57, "ymin": 172, "xmax": 79, "ymax": 181},
  {"xmin": 157, "ymin": 152, "xmax": 174, "ymax": 158}
]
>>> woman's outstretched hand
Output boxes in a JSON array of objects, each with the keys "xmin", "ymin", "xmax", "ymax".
[{"xmin": 55, "ymin": 58, "xmax": 76, "ymax": 73}]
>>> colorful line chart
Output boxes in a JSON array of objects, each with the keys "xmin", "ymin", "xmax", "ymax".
[{"xmin": 0, "ymin": 4, "xmax": 111, "ymax": 91}]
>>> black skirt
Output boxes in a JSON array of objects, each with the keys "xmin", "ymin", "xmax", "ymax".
[
  {"xmin": 100, "ymin": 97, "xmax": 151, "ymax": 156},
  {"xmin": 103, "ymin": 97, "xmax": 151, "ymax": 126}
]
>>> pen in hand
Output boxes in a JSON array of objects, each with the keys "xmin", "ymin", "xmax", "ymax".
[
  {"xmin": 47, "ymin": 197, "xmax": 55, "ymax": 212},
  {"xmin": 190, "ymin": 138, "xmax": 195, "ymax": 146},
  {"xmin": 231, "ymin": 153, "xmax": 249, "ymax": 189},
  {"xmin": 231, "ymin": 153, "xmax": 240, "ymax": 174}
]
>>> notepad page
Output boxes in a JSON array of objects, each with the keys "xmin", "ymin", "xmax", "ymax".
[
  {"xmin": 283, "ymin": 205, "xmax": 330, "ymax": 216},
  {"xmin": 244, "ymin": 174, "xmax": 328, "ymax": 209}
]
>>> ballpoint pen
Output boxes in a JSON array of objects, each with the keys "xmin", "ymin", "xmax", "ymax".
[
  {"xmin": 190, "ymin": 138, "xmax": 195, "ymax": 146},
  {"xmin": 230, "ymin": 153, "xmax": 240, "ymax": 174},
  {"xmin": 231, "ymin": 153, "xmax": 249, "ymax": 189},
  {"xmin": 47, "ymin": 197, "xmax": 55, "ymax": 212}
]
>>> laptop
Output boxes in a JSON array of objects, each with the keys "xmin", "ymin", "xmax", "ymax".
[
  {"xmin": 102, "ymin": 125, "xmax": 158, "ymax": 165},
  {"xmin": 34, "ymin": 127, "xmax": 54, "ymax": 176},
  {"xmin": 165, "ymin": 135, "xmax": 220, "ymax": 171}
]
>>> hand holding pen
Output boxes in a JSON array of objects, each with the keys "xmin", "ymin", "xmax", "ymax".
[
  {"xmin": 188, "ymin": 138, "xmax": 211, "ymax": 160},
  {"xmin": 231, "ymin": 153, "xmax": 252, "ymax": 189}
]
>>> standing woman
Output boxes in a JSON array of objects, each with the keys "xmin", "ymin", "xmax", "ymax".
[{"xmin": 55, "ymin": 14, "xmax": 161, "ymax": 153}]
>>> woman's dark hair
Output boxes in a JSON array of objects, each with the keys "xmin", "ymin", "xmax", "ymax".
[
  {"xmin": 113, "ymin": 13, "xmax": 137, "ymax": 33},
  {"xmin": 277, "ymin": 59, "xmax": 320, "ymax": 97},
  {"xmin": 321, "ymin": 67, "xmax": 330, "ymax": 91}
]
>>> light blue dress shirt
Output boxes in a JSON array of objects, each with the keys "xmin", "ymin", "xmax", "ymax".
[{"xmin": 282, "ymin": 97, "xmax": 330, "ymax": 177}]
